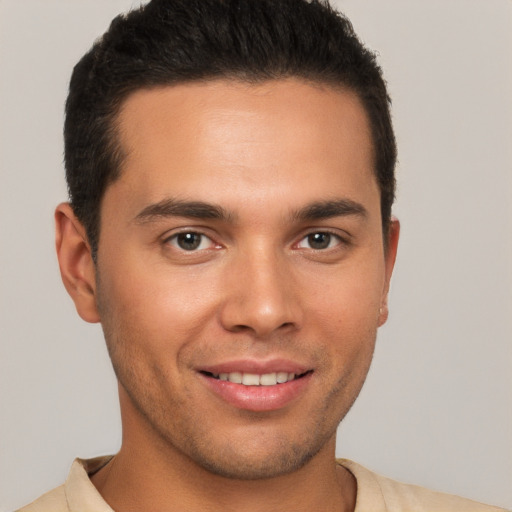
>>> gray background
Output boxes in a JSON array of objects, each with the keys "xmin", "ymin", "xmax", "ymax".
[{"xmin": 1, "ymin": 1, "xmax": 511, "ymax": 510}]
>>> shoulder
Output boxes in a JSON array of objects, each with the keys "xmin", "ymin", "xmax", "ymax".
[
  {"xmin": 15, "ymin": 485, "xmax": 68, "ymax": 512},
  {"xmin": 338, "ymin": 459, "xmax": 508, "ymax": 512},
  {"xmin": 15, "ymin": 456, "xmax": 114, "ymax": 512}
]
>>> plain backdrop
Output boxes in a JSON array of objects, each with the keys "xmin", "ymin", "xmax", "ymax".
[{"xmin": 1, "ymin": 1, "xmax": 511, "ymax": 510}]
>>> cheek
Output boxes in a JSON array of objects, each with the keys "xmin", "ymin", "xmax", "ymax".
[
  {"xmin": 305, "ymin": 259, "xmax": 385, "ymax": 329},
  {"xmin": 300, "ymin": 259, "xmax": 384, "ymax": 380},
  {"xmin": 97, "ymin": 257, "xmax": 221, "ymax": 353}
]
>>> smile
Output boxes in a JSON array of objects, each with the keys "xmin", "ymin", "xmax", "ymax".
[
  {"xmin": 204, "ymin": 371, "xmax": 307, "ymax": 386},
  {"xmin": 200, "ymin": 369, "xmax": 312, "ymax": 411}
]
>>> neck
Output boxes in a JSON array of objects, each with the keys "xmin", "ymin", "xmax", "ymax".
[
  {"xmin": 91, "ymin": 391, "xmax": 356, "ymax": 512},
  {"xmin": 93, "ymin": 445, "xmax": 355, "ymax": 512}
]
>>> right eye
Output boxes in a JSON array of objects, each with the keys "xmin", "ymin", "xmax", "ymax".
[{"xmin": 165, "ymin": 232, "xmax": 216, "ymax": 252}]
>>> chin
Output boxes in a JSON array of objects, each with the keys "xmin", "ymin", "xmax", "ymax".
[
  {"xmin": 189, "ymin": 443, "xmax": 318, "ymax": 481},
  {"xmin": 174, "ymin": 423, "xmax": 335, "ymax": 481}
]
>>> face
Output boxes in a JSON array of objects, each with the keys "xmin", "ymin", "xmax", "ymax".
[{"xmin": 85, "ymin": 79, "xmax": 398, "ymax": 479}]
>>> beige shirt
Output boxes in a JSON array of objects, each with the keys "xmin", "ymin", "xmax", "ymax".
[{"xmin": 17, "ymin": 456, "xmax": 507, "ymax": 512}]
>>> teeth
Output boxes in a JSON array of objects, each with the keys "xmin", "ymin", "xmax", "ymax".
[
  {"xmin": 259, "ymin": 373, "xmax": 277, "ymax": 386},
  {"xmin": 276, "ymin": 371, "xmax": 289, "ymax": 383},
  {"xmin": 242, "ymin": 373, "xmax": 260, "ymax": 385},
  {"xmin": 229, "ymin": 371, "xmax": 242, "ymax": 384},
  {"xmin": 212, "ymin": 371, "xmax": 299, "ymax": 386}
]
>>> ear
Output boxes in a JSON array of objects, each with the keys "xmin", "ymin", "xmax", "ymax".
[
  {"xmin": 378, "ymin": 217, "xmax": 400, "ymax": 327},
  {"xmin": 55, "ymin": 203, "xmax": 100, "ymax": 323}
]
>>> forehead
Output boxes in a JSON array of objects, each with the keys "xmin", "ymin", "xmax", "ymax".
[
  {"xmin": 117, "ymin": 79, "xmax": 373, "ymax": 162},
  {"xmin": 110, "ymin": 78, "xmax": 378, "ymax": 220}
]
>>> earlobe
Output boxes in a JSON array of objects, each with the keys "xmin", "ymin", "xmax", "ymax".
[
  {"xmin": 55, "ymin": 203, "xmax": 100, "ymax": 323},
  {"xmin": 378, "ymin": 217, "xmax": 400, "ymax": 327}
]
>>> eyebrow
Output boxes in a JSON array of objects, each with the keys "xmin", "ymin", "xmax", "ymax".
[
  {"xmin": 134, "ymin": 198, "xmax": 232, "ymax": 224},
  {"xmin": 134, "ymin": 197, "xmax": 367, "ymax": 225},
  {"xmin": 291, "ymin": 199, "xmax": 368, "ymax": 221}
]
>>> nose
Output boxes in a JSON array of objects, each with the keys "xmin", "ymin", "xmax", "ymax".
[{"xmin": 219, "ymin": 248, "xmax": 302, "ymax": 338}]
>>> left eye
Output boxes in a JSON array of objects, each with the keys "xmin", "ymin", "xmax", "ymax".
[
  {"xmin": 167, "ymin": 232, "xmax": 215, "ymax": 251},
  {"xmin": 297, "ymin": 232, "xmax": 341, "ymax": 250}
]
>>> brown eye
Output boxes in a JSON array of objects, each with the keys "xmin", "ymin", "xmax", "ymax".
[
  {"xmin": 167, "ymin": 232, "xmax": 214, "ymax": 251},
  {"xmin": 307, "ymin": 233, "xmax": 331, "ymax": 249},
  {"xmin": 297, "ymin": 232, "xmax": 340, "ymax": 250}
]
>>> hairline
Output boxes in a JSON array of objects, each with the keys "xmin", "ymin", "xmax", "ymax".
[{"xmin": 91, "ymin": 74, "xmax": 390, "ymax": 259}]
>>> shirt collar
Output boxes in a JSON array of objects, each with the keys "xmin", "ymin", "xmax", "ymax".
[
  {"xmin": 63, "ymin": 456, "xmax": 381, "ymax": 512},
  {"xmin": 65, "ymin": 456, "xmax": 114, "ymax": 512}
]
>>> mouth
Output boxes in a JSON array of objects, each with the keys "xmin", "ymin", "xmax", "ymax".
[
  {"xmin": 198, "ymin": 367, "xmax": 313, "ymax": 411},
  {"xmin": 198, "ymin": 360, "xmax": 313, "ymax": 411},
  {"xmin": 200, "ymin": 370, "xmax": 312, "ymax": 386}
]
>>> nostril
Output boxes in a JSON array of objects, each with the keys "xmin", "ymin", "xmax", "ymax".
[
  {"xmin": 228, "ymin": 324, "xmax": 252, "ymax": 334},
  {"xmin": 228, "ymin": 321, "xmax": 297, "ymax": 335}
]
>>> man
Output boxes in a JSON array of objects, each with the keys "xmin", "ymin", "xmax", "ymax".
[{"xmin": 16, "ymin": 1, "xmax": 507, "ymax": 511}]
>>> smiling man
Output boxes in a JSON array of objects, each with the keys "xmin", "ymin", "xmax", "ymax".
[{"xmin": 17, "ymin": 1, "xmax": 506, "ymax": 512}]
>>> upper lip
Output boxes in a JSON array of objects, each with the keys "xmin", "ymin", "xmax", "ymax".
[{"xmin": 198, "ymin": 359, "xmax": 311, "ymax": 375}]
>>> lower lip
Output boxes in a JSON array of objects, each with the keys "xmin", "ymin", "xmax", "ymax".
[{"xmin": 200, "ymin": 373, "xmax": 312, "ymax": 412}]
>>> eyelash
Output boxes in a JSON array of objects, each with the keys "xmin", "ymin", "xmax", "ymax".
[
  {"xmin": 295, "ymin": 231, "xmax": 347, "ymax": 251},
  {"xmin": 164, "ymin": 231, "xmax": 219, "ymax": 252},
  {"xmin": 162, "ymin": 229, "xmax": 349, "ymax": 253}
]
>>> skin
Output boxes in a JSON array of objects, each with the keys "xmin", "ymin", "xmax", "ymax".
[{"xmin": 56, "ymin": 78, "xmax": 399, "ymax": 512}]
